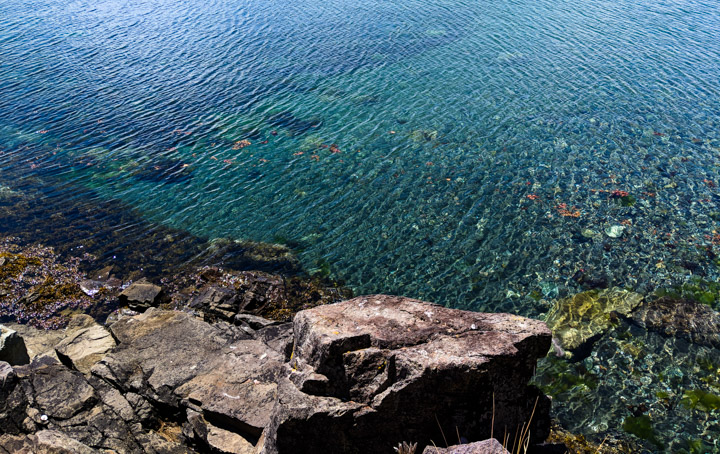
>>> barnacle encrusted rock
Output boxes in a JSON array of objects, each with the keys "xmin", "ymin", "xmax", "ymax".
[{"xmin": 261, "ymin": 294, "xmax": 552, "ymax": 454}]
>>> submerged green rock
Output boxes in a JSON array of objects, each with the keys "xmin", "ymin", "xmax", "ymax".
[
  {"xmin": 544, "ymin": 288, "xmax": 643, "ymax": 354},
  {"xmin": 622, "ymin": 415, "xmax": 664, "ymax": 449}
]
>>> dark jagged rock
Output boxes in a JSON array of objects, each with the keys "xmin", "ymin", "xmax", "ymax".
[
  {"xmin": 631, "ymin": 296, "xmax": 720, "ymax": 348},
  {"xmin": 0, "ymin": 325, "xmax": 30, "ymax": 365},
  {"xmin": 0, "ymin": 361, "xmax": 28, "ymax": 435},
  {"xmin": 178, "ymin": 267, "xmax": 352, "ymax": 323},
  {"xmin": 261, "ymin": 295, "xmax": 552, "ymax": 454},
  {"xmin": 2, "ymin": 355, "xmax": 191, "ymax": 453}
]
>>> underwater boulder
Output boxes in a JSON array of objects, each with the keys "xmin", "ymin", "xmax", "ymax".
[
  {"xmin": 544, "ymin": 288, "xmax": 643, "ymax": 357},
  {"xmin": 267, "ymin": 111, "xmax": 322, "ymax": 136},
  {"xmin": 630, "ymin": 297, "xmax": 720, "ymax": 348}
]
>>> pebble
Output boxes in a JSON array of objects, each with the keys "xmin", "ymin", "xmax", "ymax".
[{"xmin": 605, "ymin": 225, "xmax": 625, "ymax": 238}]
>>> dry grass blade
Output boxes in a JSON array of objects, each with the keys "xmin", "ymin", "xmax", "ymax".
[{"xmin": 435, "ymin": 413, "xmax": 449, "ymax": 448}]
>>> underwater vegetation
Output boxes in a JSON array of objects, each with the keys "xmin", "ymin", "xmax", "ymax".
[
  {"xmin": 680, "ymin": 389, "xmax": 720, "ymax": 412},
  {"xmin": 622, "ymin": 415, "xmax": 664, "ymax": 450}
]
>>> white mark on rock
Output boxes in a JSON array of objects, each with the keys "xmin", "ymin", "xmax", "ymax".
[
  {"xmin": 223, "ymin": 393, "xmax": 241, "ymax": 400},
  {"xmin": 424, "ymin": 311, "xmax": 434, "ymax": 319},
  {"xmin": 470, "ymin": 324, "xmax": 477, "ymax": 330},
  {"xmin": 259, "ymin": 353, "xmax": 267, "ymax": 360},
  {"xmin": 40, "ymin": 414, "xmax": 48, "ymax": 421}
]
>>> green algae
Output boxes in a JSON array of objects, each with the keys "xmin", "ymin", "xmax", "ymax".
[
  {"xmin": 654, "ymin": 277, "xmax": 720, "ymax": 311},
  {"xmin": 622, "ymin": 415, "xmax": 664, "ymax": 449},
  {"xmin": 533, "ymin": 356, "xmax": 598, "ymax": 397},
  {"xmin": 619, "ymin": 194, "xmax": 636, "ymax": 207},
  {"xmin": 677, "ymin": 438, "xmax": 712, "ymax": 454},
  {"xmin": 680, "ymin": 389, "xmax": 720, "ymax": 412}
]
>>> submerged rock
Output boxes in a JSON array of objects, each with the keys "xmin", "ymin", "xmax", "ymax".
[
  {"xmin": 631, "ymin": 297, "xmax": 720, "ymax": 348},
  {"xmin": 604, "ymin": 225, "xmax": 625, "ymax": 238},
  {"xmin": 545, "ymin": 288, "xmax": 643, "ymax": 356}
]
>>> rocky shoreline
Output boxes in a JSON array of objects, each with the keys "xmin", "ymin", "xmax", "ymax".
[
  {"xmin": 0, "ymin": 235, "xmax": 604, "ymax": 453},
  {"xmin": 3, "ymin": 294, "xmax": 558, "ymax": 453},
  {"xmin": 8, "ymin": 229, "xmax": 720, "ymax": 452}
]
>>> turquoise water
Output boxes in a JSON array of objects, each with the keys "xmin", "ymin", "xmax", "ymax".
[{"xmin": 2, "ymin": 0, "xmax": 720, "ymax": 450}]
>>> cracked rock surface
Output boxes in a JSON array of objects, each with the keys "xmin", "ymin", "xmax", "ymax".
[{"xmin": 261, "ymin": 295, "xmax": 552, "ymax": 454}]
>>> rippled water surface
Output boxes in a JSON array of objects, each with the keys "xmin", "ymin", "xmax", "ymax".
[{"xmin": 2, "ymin": 0, "xmax": 720, "ymax": 451}]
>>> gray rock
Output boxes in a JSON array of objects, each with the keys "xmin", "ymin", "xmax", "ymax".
[
  {"xmin": 8, "ymin": 357, "xmax": 172, "ymax": 453},
  {"xmin": 186, "ymin": 410, "xmax": 255, "ymax": 454},
  {"xmin": 55, "ymin": 323, "xmax": 116, "ymax": 374},
  {"xmin": 0, "ymin": 325, "xmax": 29, "ymax": 365},
  {"xmin": 0, "ymin": 430, "xmax": 98, "ymax": 454},
  {"xmin": 235, "ymin": 313, "xmax": 281, "ymax": 330},
  {"xmin": 422, "ymin": 439, "xmax": 510, "ymax": 454},
  {"xmin": 0, "ymin": 361, "xmax": 28, "ymax": 435},
  {"xmin": 261, "ymin": 295, "xmax": 552, "ymax": 454},
  {"xmin": 94, "ymin": 309, "xmax": 284, "ymax": 451},
  {"xmin": 119, "ymin": 279, "xmax": 164, "ymax": 311},
  {"xmin": 4, "ymin": 323, "xmax": 66, "ymax": 362}
]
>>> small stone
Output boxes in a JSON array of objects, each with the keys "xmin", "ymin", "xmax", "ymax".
[
  {"xmin": 119, "ymin": 279, "xmax": 163, "ymax": 312},
  {"xmin": 605, "ymin": 225, "xmax": 625, "ymax": 238}
]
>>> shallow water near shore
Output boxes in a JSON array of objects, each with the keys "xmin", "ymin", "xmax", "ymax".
[{"xmin": 2, "ymin": 0, "xmax": 720, "ymax": 451}]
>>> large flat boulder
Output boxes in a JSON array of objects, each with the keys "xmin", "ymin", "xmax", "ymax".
[
  {"xmin": 261, "ymin": 295, "xmax": 552, "ymax": 454},
  {"xmin": 55, "ymin": 323, "xmax": 116, "ymax": 374}
]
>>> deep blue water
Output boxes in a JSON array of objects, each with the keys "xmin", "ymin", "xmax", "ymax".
[{"xmin": 2, "ymin": 0, "xmax": 720, "ymax": 451}]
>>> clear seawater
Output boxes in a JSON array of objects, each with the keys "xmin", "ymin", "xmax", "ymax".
[{"xmin": 2, "ymin": 0, "xmax": 720, "ymax": 451}]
